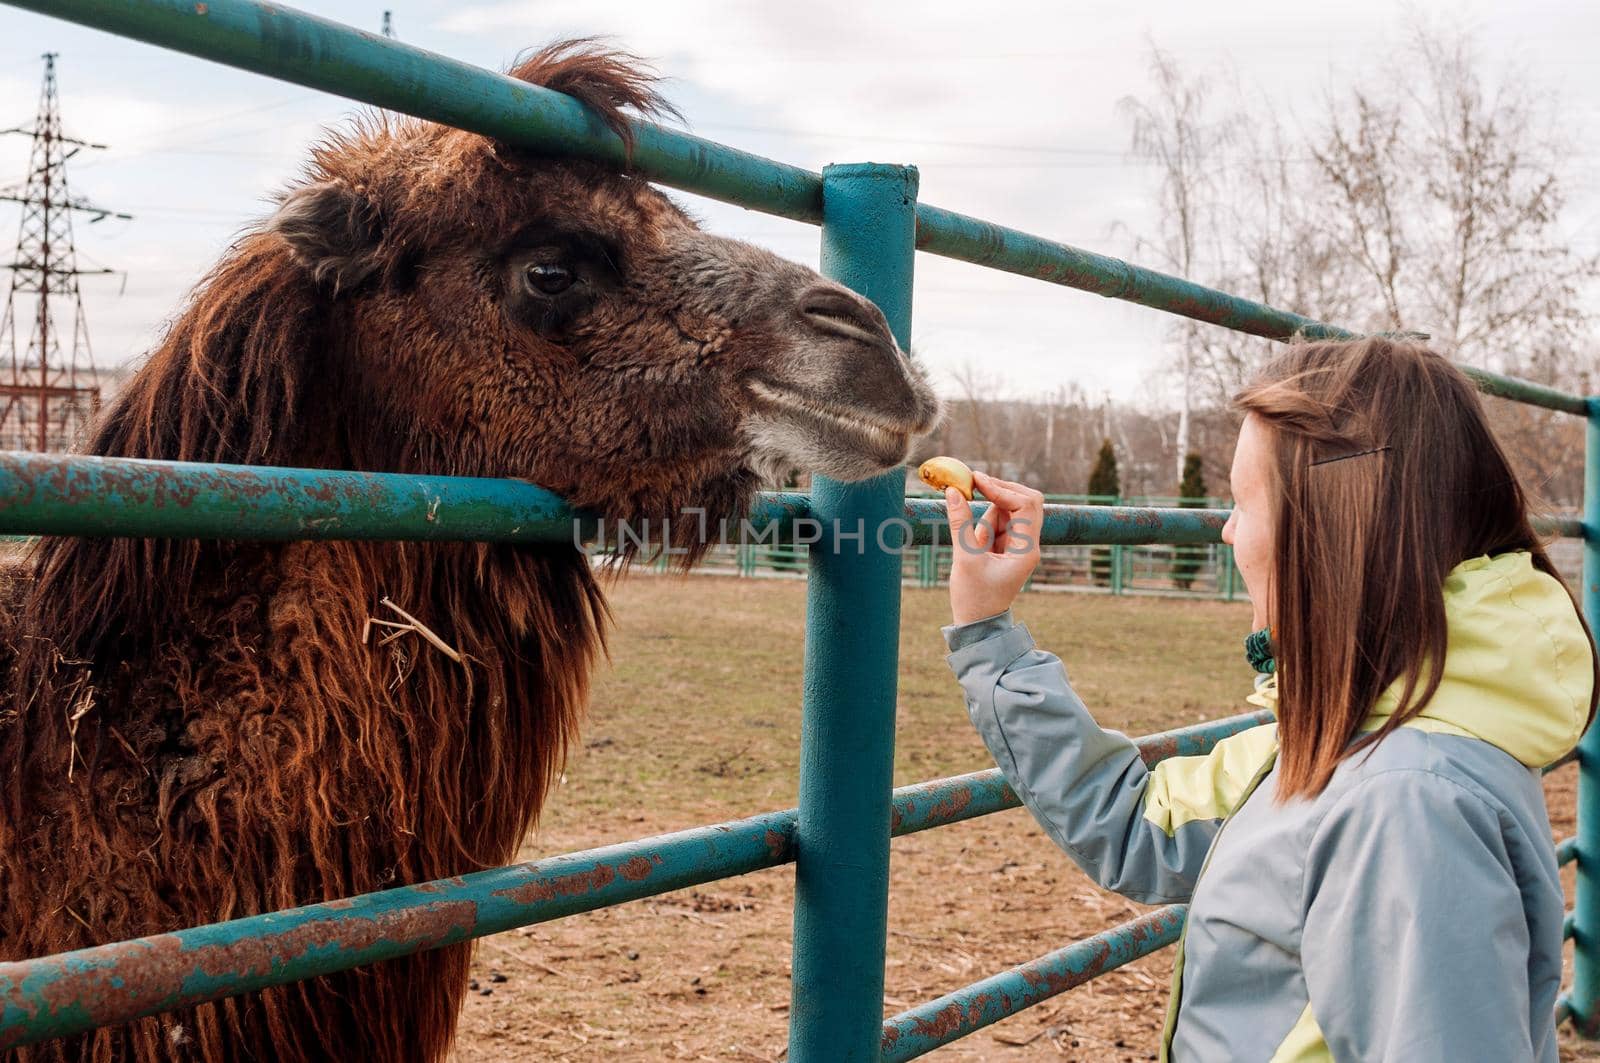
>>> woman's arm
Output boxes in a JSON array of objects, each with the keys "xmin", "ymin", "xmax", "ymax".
[
  {"xmin": 945, "ymin": 606, "xmax": 1277, "ymax": 905},
  {"xmin": 941, "ymin": 468, "xmax": 1273, "ymax": 904}
]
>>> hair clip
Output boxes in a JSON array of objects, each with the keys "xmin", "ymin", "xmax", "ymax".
[{"xmin": 1310, "ymin": 445, "xmax": 1391, "ymax": 467}]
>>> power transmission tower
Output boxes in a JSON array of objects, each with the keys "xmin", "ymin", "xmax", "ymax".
[{"xmin": 0, "ymin": 53, "xmax": 130, "ymax": 453}]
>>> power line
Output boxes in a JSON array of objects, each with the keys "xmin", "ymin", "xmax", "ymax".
[
  {"xmin": 69, "ymin": 94, "xmax": 325, "ymax": 172},
  {"xmin": 0, "ymin": 53, "xmax": 129, "ymax": 452}
]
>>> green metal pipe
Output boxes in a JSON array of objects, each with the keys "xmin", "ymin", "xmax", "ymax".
[
  {"xmin": 914, "ymin": 201, "xmax": 1586, "ymax": 413},
  {"xmin": 903, "ymin": 498, "xmax": 1228, "ymax": 548},
  {"xmin": 913, "ymin": 203, "xmax": 1352, "ymax": 344},
  {"xmin": 1467, "ymin": 372, "xmax": 1591, "ymax": 417},
  {"xmin": 6, "ymin": 0, "xmax": 1590, "ymax": 415},
  {"xmin": 0, "ymin": 808, "xmax": 800, "ymax": 1049},
  {"xmin": 1574, "ymin": 395, "xmax": 1600, "ymax": 1036},
  {"xmin": 0, "ymin": 452, "xmax": 822, "ymax": 544},
  {"xmin": 0, "ymin": 0, "xmax": 825, "ymax": 223},
  {"xmin": 880, "ymin": 906, "xmax": 1187, "ymax": 1060},
  {"xmin": 788, "ymin": 163, "xmax": 919, "ymax": 1062},
  {"xmin": 0, "ymin": 455, "xmax": 1582, "ymax": 548},
  {"xmin": 888, "ymin": 709, "xmax": 1273, "ymax": 836},
  {"xmin": 1544, "ymin": 515, "xmax": 1589, "ymax": 539}
]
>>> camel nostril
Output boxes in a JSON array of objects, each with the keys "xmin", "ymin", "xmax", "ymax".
[{"xmin": 798, "ymin": 284, "xmax": 895, "ymax": 346}]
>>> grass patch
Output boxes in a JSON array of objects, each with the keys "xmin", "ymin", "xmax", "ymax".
[{"xmin": 539, "ymin": 574, "xmax": 1255, "ymax": 851}]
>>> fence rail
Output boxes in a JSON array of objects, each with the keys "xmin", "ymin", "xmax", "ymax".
[{"xmin": 2, "ymin": 0, "xmax": 1598, "ymax": 1057}]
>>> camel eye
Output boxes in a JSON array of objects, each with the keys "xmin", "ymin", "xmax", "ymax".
[{"xmin": 524, "ymin": 262, "xmax": 575, "ymax": 296}]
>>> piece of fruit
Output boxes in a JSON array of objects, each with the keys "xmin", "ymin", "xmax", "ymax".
[{"xmin": 919, "ymin": 456, "xmax": 975, "ymax": 501}]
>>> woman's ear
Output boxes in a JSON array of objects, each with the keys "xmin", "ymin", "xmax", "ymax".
[{"xmin": 267, "ymin": 178, "xmax": 384, "ymax": 296}]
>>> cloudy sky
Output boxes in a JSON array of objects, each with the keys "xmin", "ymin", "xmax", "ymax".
[{"xmin": 0, "ymin": 0, "xmax": 1595, "ymax": 407}]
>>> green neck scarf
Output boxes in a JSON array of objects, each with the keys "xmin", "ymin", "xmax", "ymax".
[{"xmin": 1245, "ymin": 627, "xmax": 1276, "ymax": 674}]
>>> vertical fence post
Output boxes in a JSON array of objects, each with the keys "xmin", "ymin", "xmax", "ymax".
[
  {"xmin": 788, "ymin": 162, "xmax": 918, "ymax": 1062},
  {"xmin": 1575, "ymin": 396, "xmax": 1600, "ymax": 1036}
]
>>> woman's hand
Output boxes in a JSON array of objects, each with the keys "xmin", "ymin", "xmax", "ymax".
[{"xmin": 945, "ymin": 471, "xmax": 1044, "ymax": 625}]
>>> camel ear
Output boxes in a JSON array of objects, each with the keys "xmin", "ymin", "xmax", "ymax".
[{"xmin": 268, "ymin": 179, "xmax": 384, "ymax": 295}]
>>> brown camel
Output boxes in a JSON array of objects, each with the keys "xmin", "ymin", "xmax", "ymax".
[{"xmin": 0, "ymin": 41, "xmax": 941, "ymax": 1062}]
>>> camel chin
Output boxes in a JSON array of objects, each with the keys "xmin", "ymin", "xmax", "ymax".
[{"xmin": 745, "ymin": 407, "xmax": 915, "ymax": 486}]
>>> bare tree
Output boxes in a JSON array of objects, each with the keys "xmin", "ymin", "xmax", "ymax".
[
  {"xmin": 1118, "ymin": 43, "xmax": 1228, "ymax": 489},
  {"xmin": 947, "ymin": 359, "xmax": 1006, "ymax": 474},
  {"xmin": 1306, "ymin": 24, "xmax": 1596, "ymax": 379},
  {"xmin": 1184, "ymin": 103, "xmax": 1386, "ymax": 409},
  {"xmin": 920, "ymin": 375, "xmax": 1184, "ymax": 497},
  {"xmin": 1118, "ymin": 21, "xmax": 1598, "ymax": 504}
]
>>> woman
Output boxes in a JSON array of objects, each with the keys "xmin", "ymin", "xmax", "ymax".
[{"xmin": 939, "ymin": 337, "xmax": 1598, "ymax": 1062}]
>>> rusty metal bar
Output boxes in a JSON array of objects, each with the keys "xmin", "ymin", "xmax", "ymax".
[
  {"xmin": 0, "ymin": 452, "xmax": 818, "ymax": 544},
  {"xmin": 0, "ymin": 451, "xmax": 1228, "ymax": 547},
  {"xmin": 896, "ymin": 715, "xmax": 1271, "ymax": 835},
  {"xmin": 0, "ymin": 0, "xmax": 827, "ymax": 223},
  {"xmin": 879, "ymin": 906, "xmax": 1187, "ymax": 1061},
  {"xmin": 0, "ymin": 454, "xmax": 1583, "ymax": 549},
  {"xmin": 0, "ymin": 454, "xmax": 1581, "ymax": 551},
  {"xmin": 904, "ymin": 498, "xmax": 1226, "ymax": 547},
  {"xmin": 1542, "ymin": 515, "xmax": 1588, "ymax": 540},
  {"xmin": 890, "ymin": 709, "xmax": 1274, "ymax": 836},
  {"xmin": 913, "ymin": 203, "xmax": 1590, "ymax": 416},
  {"xmin": 0, "ymin": 808, "xmax": 796, "ymax": 1050}
]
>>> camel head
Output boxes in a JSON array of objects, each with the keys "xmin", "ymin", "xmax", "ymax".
[{"xmin": 264, "ymin": 41, "xmax": 944, "ymax": 559}]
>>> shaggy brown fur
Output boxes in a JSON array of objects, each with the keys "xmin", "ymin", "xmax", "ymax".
[{"xmin": 0, "ymin": 41, "xmax": 941, "ymax": 1063}]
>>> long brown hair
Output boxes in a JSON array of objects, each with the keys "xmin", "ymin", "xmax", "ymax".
[{"xmin": 1233, "ymin": 337, "xmax": 1599, "ymax": 801}]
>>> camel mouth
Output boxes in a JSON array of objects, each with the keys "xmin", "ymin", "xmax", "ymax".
[
  {"xmin": 736, "ymin": 376, "xmax": 915, "ymax": 480},
  {"xmin": 745, "ymin": 378, "xmax": 918, "ymax": 440},
  {"xmin": 748, "ymin": 379, "xmax": 915, "ymax": 451}
]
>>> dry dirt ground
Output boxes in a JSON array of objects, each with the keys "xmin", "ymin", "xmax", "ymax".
[{"xmin": 449, "ymin": 573, "xmax": 1599, "ymax": 1062}]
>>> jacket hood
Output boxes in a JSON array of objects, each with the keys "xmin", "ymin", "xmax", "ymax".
[{"xmin": 1244, "ymin": 549, "xmax": 1594, "ymax": 769}]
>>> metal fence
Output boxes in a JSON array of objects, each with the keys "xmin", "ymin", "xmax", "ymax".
[
  {"xmin": 0, "ymin": 2, "xmax": 1595, "ymax": 1059},
  {"xmin": 624, "ymin": 493, "xmax": 1250, "ymax": 599},
  {"xmin": 635, "ymin": 537, "xmax": 1242, "ymax": 596}
]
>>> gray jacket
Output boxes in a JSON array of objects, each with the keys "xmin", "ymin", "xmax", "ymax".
[{"xmin": 941, "ymin": 550, "xmax": 1592, "ymax": 1061}]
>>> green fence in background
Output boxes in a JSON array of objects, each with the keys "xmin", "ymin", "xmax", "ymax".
[{"xmin": 638, "ymin": 494, "xmax": 1244, "ymax": 599}]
